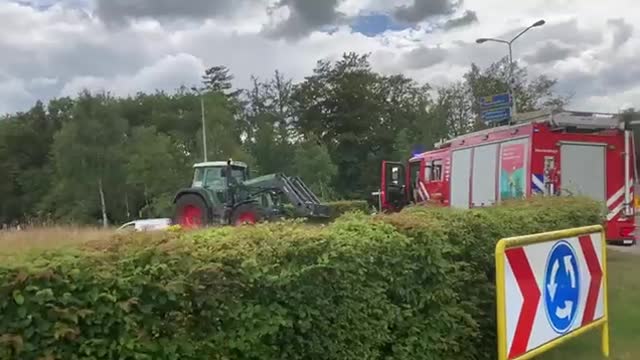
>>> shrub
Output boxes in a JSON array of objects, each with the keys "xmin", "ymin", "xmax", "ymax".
[
  {"xmin": 378, "ymin": 196, "xmax": 604, "ymax": 357},
  {"xmin": 325, "ymin": 200, "xmax": 371, "ymax": 218},
  {"xmin": 282, "ymin": 200, "xmax": 370, "ymax": 222},
  {"xmin": 0, "ymin": 197, "xmax": 603, "ymax": 359}
]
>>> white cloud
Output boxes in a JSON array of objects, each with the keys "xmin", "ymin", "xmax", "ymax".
[
  {"xmin": 60, "ymin": 53, "xmax": 206, "ymax": 97},
  {"xmin": 0, "ymin": 78, "xmax": 33, "ymax": 113},
  {"xmin": 0, "ymin": 0, "xmax": 639, "ymax": 115}
]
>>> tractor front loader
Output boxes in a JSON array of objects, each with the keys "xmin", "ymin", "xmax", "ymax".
[{"xmin": 172, "ymin": 160, "xmax": 330, "ymax": 228}]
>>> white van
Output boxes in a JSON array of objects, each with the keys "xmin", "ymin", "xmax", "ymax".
[{"xmin": 116, "ymin": 218, "xmax": 172, "ymax": 232}]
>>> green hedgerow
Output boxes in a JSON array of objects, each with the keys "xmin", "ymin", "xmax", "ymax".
[{"xmin": 0, "ymin": 197, "xmax": 602, "ymax": 360}]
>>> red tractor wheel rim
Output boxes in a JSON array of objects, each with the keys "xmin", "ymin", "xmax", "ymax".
[
  {"xmin": 235, "ymin": 212, "xmax": 257, "ymax": 226},
  {"xmin": 179, "ymin": 205, "xmax": 202, "ymax": 228}
]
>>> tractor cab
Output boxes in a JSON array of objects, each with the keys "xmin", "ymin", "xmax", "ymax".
[
  {"xmin": 191, "ymin": 160, "xmax": 250, "ymax": 204},
  {"xmin": 192, "ymin": 161, "xmax": 249, "ymax": 190}
]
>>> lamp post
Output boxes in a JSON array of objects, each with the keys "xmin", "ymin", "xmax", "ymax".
[
  {"xmin": 476, "ymin": 19, "xmax": 545, "ymax": 118},
  {"xmin": 200, "ymin": 95, "xmax": 207, "ymax": 162},
  {"xmin": 192, "ymin": 87, "xmax": 208, "ymax": 162}
]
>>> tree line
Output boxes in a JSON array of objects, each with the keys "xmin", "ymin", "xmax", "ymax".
[{"xmin": 0, "ymin": 52, "xmax": 567, "ymax": 227}]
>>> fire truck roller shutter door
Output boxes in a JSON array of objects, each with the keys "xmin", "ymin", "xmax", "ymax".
[
  {"xmin": 451, "ymin": 148, "xmax": 472, "ymax": 209},
  {"xmin": 471, "ymin": 143, "xmax": 498, "ymax": 207},
  {"xmin": 560, "ymin": 143, "xmax": 606, "ymax": 202}
]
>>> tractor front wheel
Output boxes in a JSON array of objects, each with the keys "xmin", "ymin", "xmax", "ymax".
[
  {"xmin": 174, "ymin": 194, "xmax": 208, "ymax": 229},
  {"xmin": 231, "ymin": 203, "xmax": 265, "ymax": 226}
]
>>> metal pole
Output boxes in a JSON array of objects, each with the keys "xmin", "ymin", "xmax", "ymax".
[
  {"xmin": 201, "ymin": 96, "xmax": 207, "ymax": 162},
  {"xmin": 508, "ymin": 43, "xmax": 517, "ymax": 118},
  {"xmin": 476, "ymin": 20, "xmax": 545, "ymax": 122}
]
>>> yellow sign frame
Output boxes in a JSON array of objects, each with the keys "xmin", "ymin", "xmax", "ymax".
[{"xmin": 495, "ymin": 225, "xmax": 610, "ymax": 360}]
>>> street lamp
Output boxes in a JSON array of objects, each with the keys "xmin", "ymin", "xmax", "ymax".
[{"xmin": 476, "ymin": 19, "xmax": 545, "ymax": 118}]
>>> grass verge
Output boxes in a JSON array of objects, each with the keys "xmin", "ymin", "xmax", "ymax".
[
  {"xmin": 0, "ymin": 226, "xmax": 115, "ymax": 255},
  {"xmin": 539, "ymin": 249, "xmax": 640, "ymax": 360}
]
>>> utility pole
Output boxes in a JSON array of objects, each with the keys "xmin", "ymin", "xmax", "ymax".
[
  {"xmin": 476, "ymin": 19, "xmax": 546, "ymax": 119},
  {"xmin": 508, "ymin": 43, "xmax": 515, "ymax": 117},
  {"xmin": 201, "ymin": 95, "xmax": 207, "ymax": 162}
]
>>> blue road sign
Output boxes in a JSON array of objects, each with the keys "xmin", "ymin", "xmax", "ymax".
[
  {"xmin": 479, "ymin": 93, "xmax": 511, "ymax": 109},
  {"xmin": 544, "ymin": 241, "xmax": 581, "ymax": 334},
  {"xmin": 481, "ymin": 107, "xmax": 511, "ymax": 123}
]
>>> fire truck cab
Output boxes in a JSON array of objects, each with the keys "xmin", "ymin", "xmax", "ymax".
[{"xmin": 379, "ymin": 110, "xmax": 637, "ymax": 245}]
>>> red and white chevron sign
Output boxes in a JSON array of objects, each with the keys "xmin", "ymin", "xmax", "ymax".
[{"xmin": 496, "ymin": 227, "xmax": 610, "ymax": 360}]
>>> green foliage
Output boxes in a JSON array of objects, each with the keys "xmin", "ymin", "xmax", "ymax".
[
  {"xmin": 0, "ymin": 197, "xmax": 602, "ymax": 359},
  {"xmin": 291, "ymin": 53, "xmax": 435, "ymax": 198},
  {"xmin": 242, "ymin": 71, "xmax": 297, "ymax": 177},
  {"xmin": 126, "ymin": 126, "xmax": 190, "ymax": 201},
  {"xmin": 326, "ymin": 200, "xmax": 371, "ymax": 218},
  {"xmin": 464, "ymin": 58, "xmax": 569, "ymax": 114},
  {"xmin": 199, "ymin": 92, "xmax": 254, "ymax": 165},
  {"xmin": 139, "ymin": 193, "xmax": 176, "ymax": 219},
  {"xmin": 0, "ymin": 53, "xmax": 568, "ymax": 226},
  {"xmin": 383, "ymin": 196, "xmax": 604, "ymax": 357},
  {"xmin": 47, "ymin": 92, "xmax": 128, "ymax": 226},
  {"xmin": 292, "ymin": 140, "xmax": 338, "ymax": 200},
  {"xmin": 282, "ymin": 200, "xmax": 370, "ymax": 221},
  {"xmin": 0, "ymin": 102, "xmax": 56, "ymax": 223}
]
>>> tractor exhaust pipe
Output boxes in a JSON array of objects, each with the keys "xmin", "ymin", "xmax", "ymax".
[{"xmin": 225, "ymin": 159, "xmax": 233, "ymax": 207}]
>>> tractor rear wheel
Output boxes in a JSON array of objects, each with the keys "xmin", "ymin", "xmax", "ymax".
[
  {"xmin": 231, "ymin": 203, "xmax": 265, "ymax": 226},
  {"xmin": 174, "ymin": 194, "xmax": 208, "ymax": 229}
]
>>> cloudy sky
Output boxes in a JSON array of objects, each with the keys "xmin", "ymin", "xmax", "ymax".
[{"xmin": 0, "ymin": 0, "xmax": 638, "ymax": 115}]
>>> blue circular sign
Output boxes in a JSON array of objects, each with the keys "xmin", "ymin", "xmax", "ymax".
[{"xmin": 543, "ymin": 241, "xmax": 581, "ymax": 334}]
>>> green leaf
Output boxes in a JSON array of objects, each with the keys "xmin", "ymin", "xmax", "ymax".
[{"xmin": 12, "ymin": 290, "xmax": 24, "ymax": 305}]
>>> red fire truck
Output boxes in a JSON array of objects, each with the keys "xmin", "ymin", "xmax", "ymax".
[{"xmin": 378, "ymin": 110, "xmax": 637, "ymax": 245}]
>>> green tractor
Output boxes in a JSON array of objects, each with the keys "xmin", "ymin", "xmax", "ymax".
[{"xmin": 172, "ymin": 160, "xmax": 330, "ymax": 228}]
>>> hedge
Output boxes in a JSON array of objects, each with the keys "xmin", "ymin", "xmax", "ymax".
[
  {"xmin": 282, "ymin": 200, "xmax": 370, "ymax": 221},
  {"xmin": 324, "ymin": 200, "xmax": 371, "ymax": 218},
  {"xmin": 378, "ymin": 196, "xmax": 605, "ymax": 357},
  {"xmin": 0, "ymin": 197, "xmax": 603, "ymax": 360}
]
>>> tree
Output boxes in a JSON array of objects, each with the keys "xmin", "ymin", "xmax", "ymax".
[
  {"xmin": 292, "ymin": 52, "xmax": 432, "ymax": 198},
  {"xmin": 202, "ymin": 65, "xmax": 242, "ymax": 98},
  {"xmin": 243, "ymin": 71, "xmax": 297, "ymax": 175},
  {"xmin": 292, "ymin": 140, "xmax": 338, "ymax": 200},
  {"xmin": 125, "ymin": 126, "xmax": 190, "ymax": 217},
  {"xmin": 198, "ymin": 91, "xmax": 254, "ymax": 165},
  {"xmin": 391, "ymin": 129, "xmax": 414, "ymax": 161},
  {"xmin": 0, "ymin": 101, "xmax": 57, "ymax": 225},
  {"xmin": 48, "ymin": 91, "xmax": 128, "ymax": 226},
  {"xmin": 0, "ymin": 52, "xmax": 575, "ymax": 225},
  {"xmin": 464, "ymin": 57, "xmax": 568, "ymax": 117},
  {"xmin": 432, "ymin": 82, "xmax": 476, "ymax": 138}
]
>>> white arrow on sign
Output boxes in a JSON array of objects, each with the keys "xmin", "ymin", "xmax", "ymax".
[
  {"xmin": 547, "ymin": 254, "xmax": 577, "ymax": 320},
  {"xmin": 564, "ymin": 255, "xmax": 576, "ymax": 287},
  {"xmin": 547, "ymin": 259, "xmax": 559, "ymax": 300},
  {"xmin": 547, "ymin": 255, "xmax": 577, "ymax": 302},
  {"xmin": 556, "ymin": 300, "xmax": 574, "ymax": 319}
]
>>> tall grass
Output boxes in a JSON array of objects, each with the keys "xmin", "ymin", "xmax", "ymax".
[{"xmin": 0, "ymin": 226, "xmax": 116, "ymax": 255}]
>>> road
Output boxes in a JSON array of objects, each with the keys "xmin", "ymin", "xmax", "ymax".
[{"xmin": 606, "ymin": 217, "xmax": 640, "ymax": 255}]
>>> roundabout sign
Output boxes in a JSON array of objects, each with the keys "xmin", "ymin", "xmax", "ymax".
[
  {"xmin": 495, "ymin": 226, "xmax": 609, "ymax": 360},
  {"xmin": 544, "ymin": 241, "xmax": 581, "ymax": 334}
]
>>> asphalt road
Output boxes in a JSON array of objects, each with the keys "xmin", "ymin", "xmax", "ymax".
[{"xmin": 607, "ymin": 217, "xmax": 640, "ymax": 255}]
